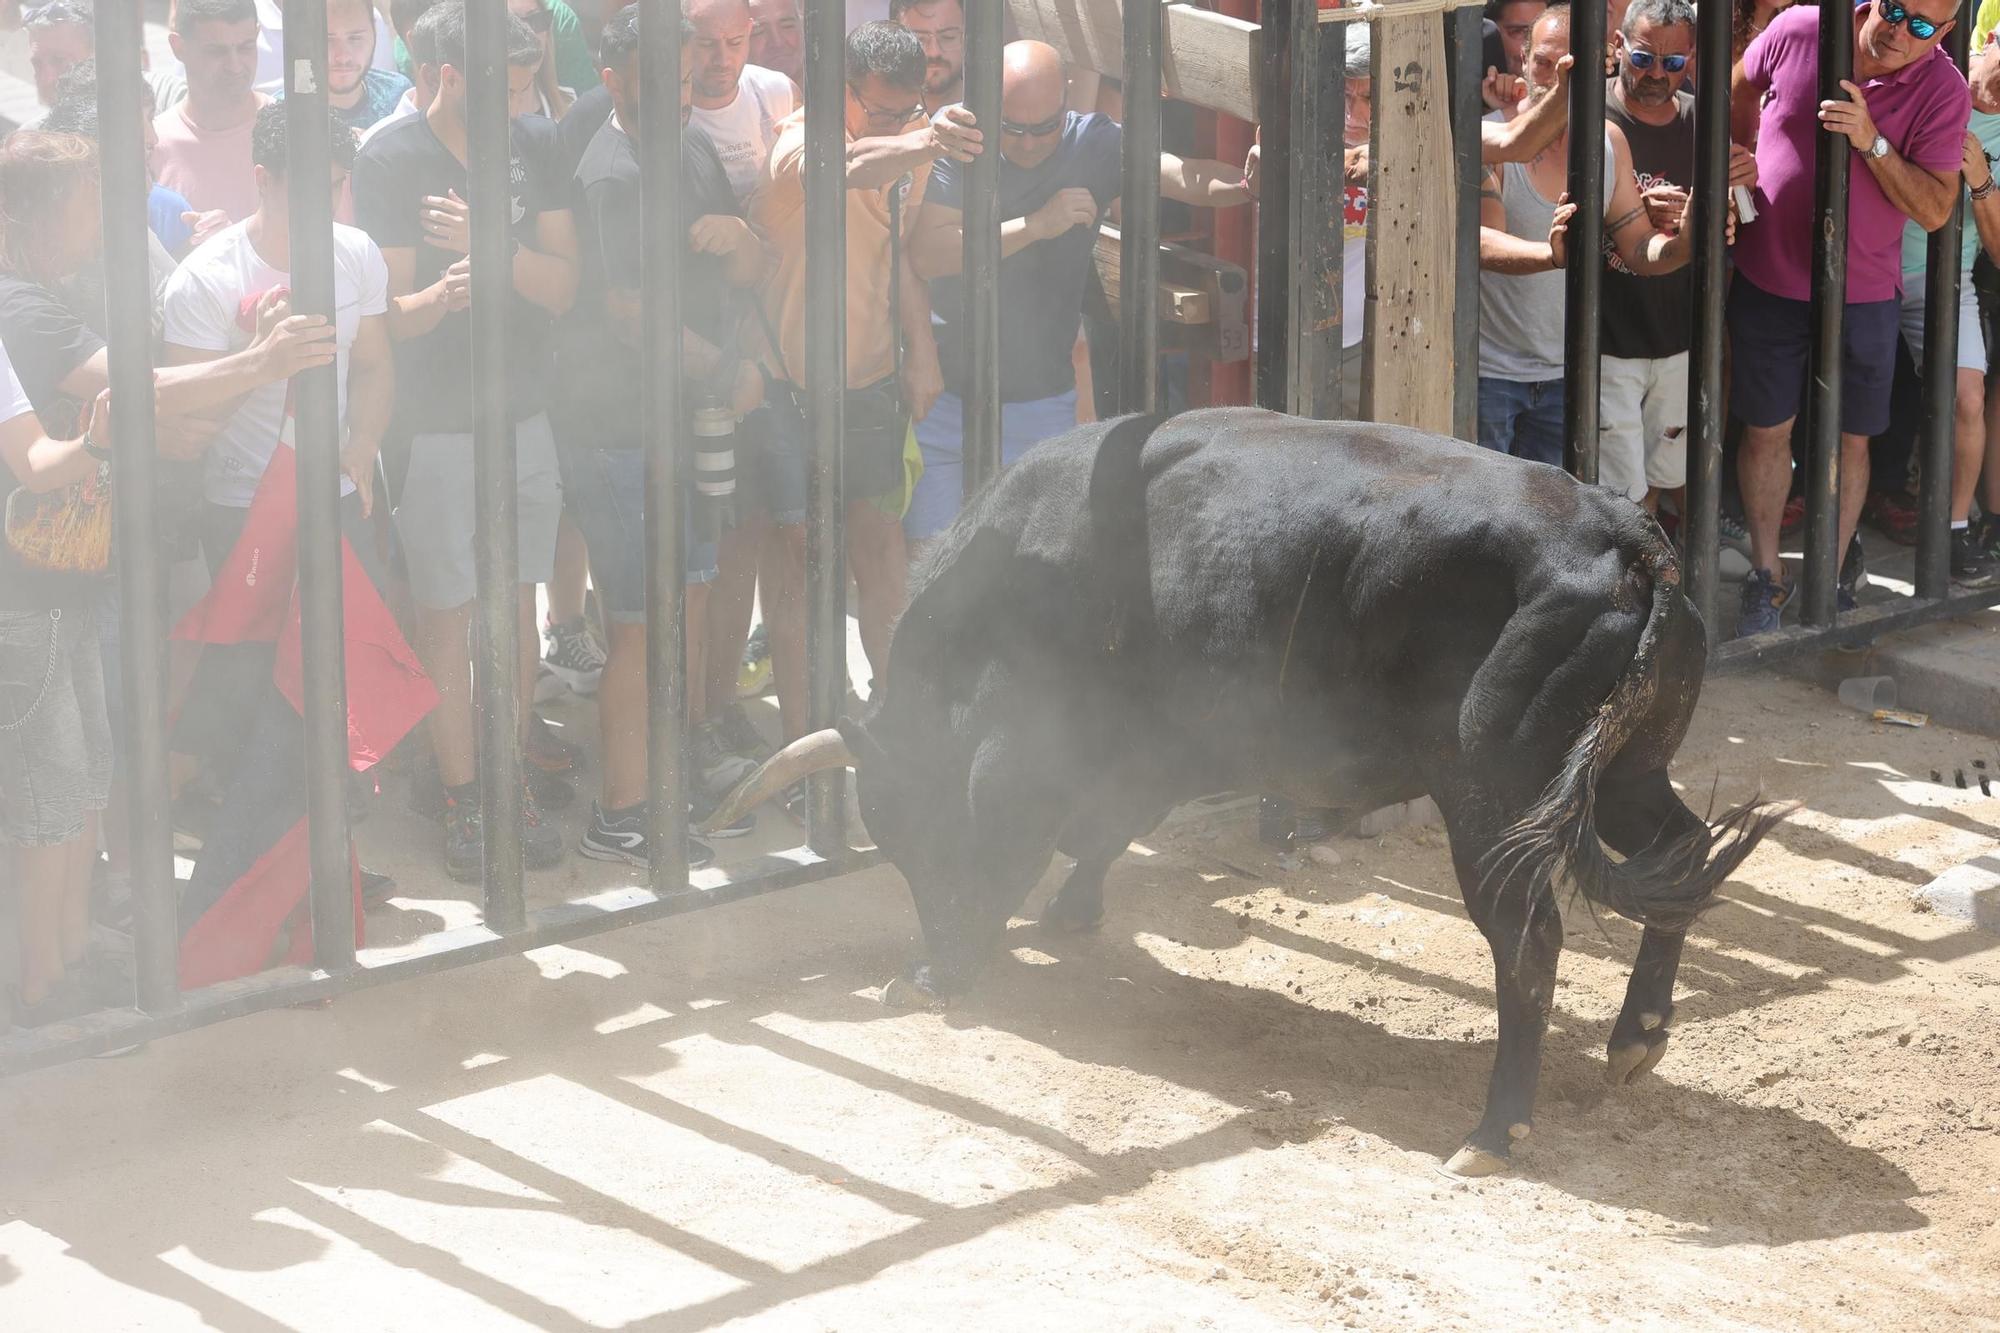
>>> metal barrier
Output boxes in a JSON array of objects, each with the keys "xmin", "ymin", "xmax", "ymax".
[{"xmin": 1, "ymin": 0, "xmax": 1181, "ymax": 1074}]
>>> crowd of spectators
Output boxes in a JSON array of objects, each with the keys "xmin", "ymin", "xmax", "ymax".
[{"xmin": 5, "ymin": 0, "xmax": 2000, "ymax": 1025}]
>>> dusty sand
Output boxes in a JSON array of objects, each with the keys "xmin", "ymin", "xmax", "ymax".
[{"xmin": 3, "ymin": 670, "xmax": 1999, "ymax": 1331}]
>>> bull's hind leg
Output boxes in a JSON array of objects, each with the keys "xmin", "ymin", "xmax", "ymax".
[
  {"xmin": 1039, "ymin": 789, "xmax": 1173, "ymax": 935},
  {"xmin": 1595, "ymin": 767, "xmax": 1706, "ymax": 1085},
  {"xmin": 1439, "ymin": 805, "xmax": 1565, "ymax": 1177}
]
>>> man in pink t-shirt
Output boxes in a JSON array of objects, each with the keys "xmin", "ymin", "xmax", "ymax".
[
  {"xmin": 1727, "ymin": 0, "xmax": 1969, "ymax": 636},
  {"xmin": 153, "ymin": 0, "xmax": 270, "ymax": 227}
]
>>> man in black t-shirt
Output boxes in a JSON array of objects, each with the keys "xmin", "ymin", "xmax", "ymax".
[
  {"xmin": 558, "ymin": 5, "xmax": 766, "ymax": 869},
  {"xmin": 351, "ymin": 1, "xmax": 580, "ymax": 880}
]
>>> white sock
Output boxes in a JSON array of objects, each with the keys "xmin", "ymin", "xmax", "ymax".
[{"xmin": 1953, "ymin": 519, "xmax": 1969, "ymax": 530}]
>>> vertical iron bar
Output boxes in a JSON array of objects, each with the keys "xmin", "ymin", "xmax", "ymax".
[
  {"xmin": 1684, "ymin": 0, "xmax": 1731, "ymax": 641},
  {"xmin": 98, "ymin": 0, "xmax": 177, "ymax": 1013},
  {"xmin": 1916, "ymin": 6, "xmax": 1971, "ymax": 600},
  {"xmin": 468, "ymin": 0, "xmax": 523, "ymax": 927},
  {"xmin": 1804, "ymin": 3, "xmax": 1853, "ymax": 626},
  {"xmin": 803, "ymin": 0, "xmax": 848, "ymax": 849},
  {"xmin": 1287, "ymin": 6, "xmax": 1342, "ymax": 416},
  {"xmin": 1120, "ymin": 0, "xmax": 1164, "ymax": 412},
  {"xmin": 961, "ymin": 0, "xmax": 1003, "ymax": 493},
  {"xmin": 642, "ymin": 0, "xmax": 689, "ymax": 889},
  {"xmin": 1448, "ymin": 5, "xmax": 1483, "ymax": 440},
  {"xmin": 1563, "ymin": 0, "xmax": 1605, "ymax": 482},
  {"xmin": 1254, "ymin": 0, "xmax": 1294, "ymax": 411},
  {"xmin": 283, "ymin": 0, "xmax": 355, "ymax": 970}
]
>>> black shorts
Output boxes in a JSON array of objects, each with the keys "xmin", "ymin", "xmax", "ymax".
[{"xmin": 1727, "ymin": 273, "xmax": 1901, "ymax": 438}]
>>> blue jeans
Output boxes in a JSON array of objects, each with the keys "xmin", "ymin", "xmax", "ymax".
[
  {"xmin": 905, "ymin": 388, "xmax": 1079, "ymax": 541},
  {"xmin": 1476, "ymin": 377, "xmax": 1566, "ymax": 468}
]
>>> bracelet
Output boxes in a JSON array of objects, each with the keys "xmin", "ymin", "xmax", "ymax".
[
  {"xmin": 1974, "ymin": 177, "xmax": 1996, "ymax": 201},
  {"xmin": 81, "ymin": 429, "xmax": 110, "ymax": 461}
]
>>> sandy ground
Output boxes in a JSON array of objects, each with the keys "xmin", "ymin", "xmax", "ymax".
[{"xmin": 3, "ymin": 669, "xmax": 2000, "ymax": 1331}]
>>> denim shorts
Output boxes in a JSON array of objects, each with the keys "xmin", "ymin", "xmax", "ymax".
[
  {"xmin": 0, "ymin": 603, "xmax": 113, "ymax": 847},
  {"xmin": 567, "ymin": 446, "xmax": 718, "ymax": 625},
  {"xmin": 740, "ymin": 378, "xmax": 908, "ymax": 527}
]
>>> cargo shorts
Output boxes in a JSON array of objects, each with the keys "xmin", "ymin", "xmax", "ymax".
[{"xmin": 0, "ymin": 604, "xmax": 113, "ymax": 847}]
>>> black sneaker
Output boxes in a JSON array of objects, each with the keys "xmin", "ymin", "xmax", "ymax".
[
  {"xmin": 520, "ymin": 786, "xmax": 565, "ymax": 870},
  {"xmin": 543, "ymin": 614, "xmax": 606, "ymax": 695},
  {"xmin": 689, "ymin": 783, "xmax": 756, "ymax": 839},
  {"xmin": 691, "ymin": 718, "xmax": 758, "ymax": 801},
  {"xmin": 528, "ymin": 765, "xmax": 576, "ymax": 811},
  {"xmin": 1838, "ymin": 533, "xmax": 1866, "ymax": 612},
  {"xmin": 714, "ymin": 701, "xmax": 776, "ymax": 766},
  {"xmin": 579, "ymin": 802, "xmax": 717, "ymax": 870},
  {"xmin": 443, "ymin": 788, "xmax": 564, "ymax": 881},
  {"xmin": 1952, "ymin": 525, "xmax": 1999, "ymax": 588}
]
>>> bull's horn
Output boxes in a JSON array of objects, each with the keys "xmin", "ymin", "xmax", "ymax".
[{"xmin": 697, "ymin": 727, "xmax": 854, "ymax": 833}]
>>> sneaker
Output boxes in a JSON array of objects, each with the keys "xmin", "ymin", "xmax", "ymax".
[
  {"xmin": 544, "ymin": 615, "xmax": 606, "ymax": 695},
  {"xmin": 526, "ymin": 712, "xmax": 582, "ymax": 775},
  {"xmin": 689, "ymin": 784, "xmax": 756, "ymax": 839},
  {"xmin": 1780, "ymin": 494, "xmax": 1807, "ymax": 539},
  {"xmin": 1951, "ymin": 526, "xmax": 1998, "ymax": 588},
  {"xmin": 1863, "ymin": 490, "xmax": 1921, "ymax": 546},
  {"xmin": 528, "ymin": 765, "xmax": 576, "ymax": 811},
  {"xmin": 691, "ymin": 718, "xmax": 757, "ymax": 799},
  {"xmin": 1736, "ymin": 566, "xmax": 1793, "ymax": 637},
  {"xmin": 1717, "ymin": 510, "xmax": 1753, "ymax": 581},
  {"xmin": 738, "ymin": 622, "xmax": 773, "ymax": 698},
  {"xmin": 534, "ymin": 662, "xmax": 567, "ymax": 704},
  {"xmin": 580, "ymin": 802, "xmax": 717, "ymax": 870},
  {"xmin": 442, "ymin": 788, "xmax": 565, "ymax": 882},
  {"xmin": 714, "ymin": 701, "xmax": 776, "ymax": 766},
  {"xmin": 1838, "ymin": 533, "xmax": 1865, "ymax": 613}
]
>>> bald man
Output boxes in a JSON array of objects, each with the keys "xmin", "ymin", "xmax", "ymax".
[
  {"xmin": 904, "ymin": 39, "xmax": 1253, "ymax": 543},
  {"xmin": 687, "ymin": 0, "xmax": 800, "ymax": 203}
]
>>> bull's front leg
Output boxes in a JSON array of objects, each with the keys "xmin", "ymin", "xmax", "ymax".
[{"xmin": 1447, "ymin": 845, "xmax": 1565, "ymax": 1177}]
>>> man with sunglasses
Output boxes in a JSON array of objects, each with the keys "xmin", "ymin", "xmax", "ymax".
[
  {"xmin": 903, "ymin": 39, "xmax": 1253, "ymax": 544},
  {"xmin": 747, "ymin": 21, "xmax": 982, "ymax": 801},
  {"xmin": 1599, "ymin": 0, "xmax": 1757, "ymax": 512},
  {"xmin": 1728, "ymin": 0, "xmax": 1971, "ymax": 635}
]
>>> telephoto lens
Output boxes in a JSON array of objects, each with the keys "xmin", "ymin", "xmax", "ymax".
[{"xmin": 693, "ymin": 399, "xmax": 738, "ymax": 541}]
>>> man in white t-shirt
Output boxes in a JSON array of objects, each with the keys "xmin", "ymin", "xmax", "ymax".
[
  {"xmin": 164, "ymin": 103, "xmax": 394, "ymax": 577},
  {"xmin": 686, "ymin": 0, "xmax": 798, "ymax": 203}
]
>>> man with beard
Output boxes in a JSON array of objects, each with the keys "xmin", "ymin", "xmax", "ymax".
[
  {"xmin": 748, "ymin": 0, "xmax": 803, "ymax": 85},
  {"xmin": 153, "ymin": 0, "xmax": 268, "ymax": 223},
  {"xmin": 323, "ymin": 0, "xmax": 414, "ymax": 132},
  {"xmin": 891, "ymin": 0, "xmax": 963, "ymax": 115},
  {"xmin": 1729, "ymin": 0, "xmax": 1970, "ymax": 633},
  {"xmin": 686, "ymin": 0, "xmax": 799, "ymax": 205},
  {"xmin": 1476, "ymin": 2, "xmax": 1698, "ymax": 466},
  {"xmin": 1599, "ymin": 0, "xmax": 1756, "ymax": 509}
]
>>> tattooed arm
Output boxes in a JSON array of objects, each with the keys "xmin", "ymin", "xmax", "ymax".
[{"xmin": 1603, "ymin": 124, "xmax": 1693, "ymax": 275}]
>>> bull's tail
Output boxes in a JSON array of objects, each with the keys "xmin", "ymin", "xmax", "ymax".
[{"xmin": 1475, "ymin": 548, "xmax": 1791, "ymax": 933}]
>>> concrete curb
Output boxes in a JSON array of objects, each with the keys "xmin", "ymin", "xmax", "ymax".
[{"xmin": 1788, "ymin": 608, "xmax": 2000, "ymax": 739}]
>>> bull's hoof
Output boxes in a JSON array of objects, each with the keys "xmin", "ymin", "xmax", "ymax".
[
  {"xmin": 1606, "ymin": 1030, "xmax": 1671, "ymax": 1085},
  {"xmin": 1441, "ymin": 1144, "xmax": 1511, "ymax": 1178},
  {"xmin": 880, "ymin": 974, "xmax": 948, "ymax": 1011},
  {"xmin": 1037, "ymin": 897, "xmax": 1104, "ymax": 936}
]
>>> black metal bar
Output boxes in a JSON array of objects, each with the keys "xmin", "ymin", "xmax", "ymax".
[
  {"xmin": 1448, "ymin": 5, "xmax": 1483, "ymax": 440},
  {"xmin": 1713, "ymin": 584, "xmax": 2000, "ymax": 671},
  {"xmin": 1287, "ymin": 7, "xmax": 1342, "ymax": 417},
  {"xmin": 467, "ymin": 0, "xmax": 524, "ymax": 927},
  {"xmin": 1562, "ymin": 0, "xmax": 1605, "ymax": 483},
  {"xmin": 1120, "ymin": 0, "xmax": 1164, "ymax": 413},
  {"xmin": 1685, "ymin": 0, "xmax": 1732, "ymax": 649},
  {"xmin": 1915, "ymin": 6, "xmax": 1972, "ymax": 600},
  {"xmin": 1253, "ymin": 0, "xmax": 1293, "ymax": 411},
  {"xmin": 97, "ymin": 0, "xmax": 177, "ymax": 1014},
  {"xmin": 642, "ymin": 0, "xmax": 689, "ymax": 890},
  {"xmin": 1804, "ymin": 5, "xmax": 1853, "ymax": 627},
  {"xmin": 961, "ymin": 0, "xmax": 1002, "ymax": 493},
  {"xmin": 0, "ymin": 845, "xmax": 882, "ymax": 1076},
  {"xmin": 282, "ymin": 0, "xmax": 356, "ymax": 973},
  {"xmin": 803, "ymin": 0, "xmax": 847, "ymax": 850}
]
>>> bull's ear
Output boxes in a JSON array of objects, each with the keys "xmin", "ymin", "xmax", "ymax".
[{"xmin": 835, "ymin": 716, "xmax": 888, "ymax": 772}]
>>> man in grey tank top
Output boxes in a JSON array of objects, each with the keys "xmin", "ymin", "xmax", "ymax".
[{"xmin": 1476, "ymin": 2, "xmax": 1702, "ymax": 465}]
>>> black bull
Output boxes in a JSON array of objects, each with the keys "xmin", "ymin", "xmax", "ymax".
[{"xmin": 707, "ymin": 408, "xmax": 1787, "ymax": 1175}]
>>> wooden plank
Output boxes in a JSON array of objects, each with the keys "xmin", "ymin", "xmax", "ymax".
[
  {"xmin": 1093, "ymin": 224, "xmax": 1250, "ymax": 359},
  {"xmin": 1006, "ymin": 0, "xmax": 1261, "ymax": 121},
  {"xmin": 1364, "ymin": 15, "xmax": 1456, "ymax": 433}
]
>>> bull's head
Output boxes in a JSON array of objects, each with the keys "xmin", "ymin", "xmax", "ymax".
[{"xmin": 697, "ymin": 711, "xmax": 1000, "ymax": 1007}]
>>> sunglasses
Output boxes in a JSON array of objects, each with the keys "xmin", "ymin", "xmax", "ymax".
[
  {"xmin": 1000, "ymin": 109, "xmax": 1066, "ymax": 138},
  {"xmin": 1877, "ymin": 0, "xmax": 1943, "ymax": 40},
  {"xmin": 1624, "ymin": 49, "xmax": 1690, "ymax": 72}
]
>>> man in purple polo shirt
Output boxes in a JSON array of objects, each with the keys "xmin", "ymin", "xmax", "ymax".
[{"xmin": 1729, "ymin": 0, "xmax": 1970, "ymax": 635}]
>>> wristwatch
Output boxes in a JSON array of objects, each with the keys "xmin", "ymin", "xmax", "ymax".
[
  {"xmin": 1869, "ymin": 134, "xmax": 1890, "ymax": 160},
  {"xmin": 81, "ymin": 429, "xmax": 110, "ymax": 461}
]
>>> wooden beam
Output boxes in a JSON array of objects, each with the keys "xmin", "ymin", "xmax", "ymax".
[
  {"xmin": 1094, "ymin": 223, "xmax": 1249, "ymax": 359},
  {"xmin": 1005, "ymin": 0, "xmax": 1261, "ymax": 121}
]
